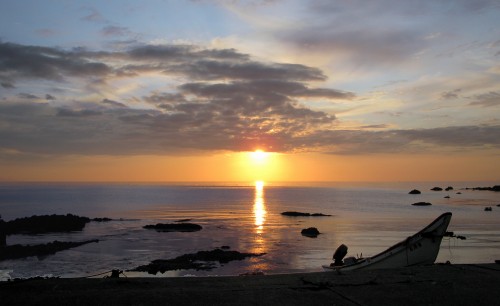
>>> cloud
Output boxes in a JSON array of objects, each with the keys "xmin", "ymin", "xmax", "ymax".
[
  {"xmin": 1, "ymin": 82, "xmax": 15, "ymax": 89},
  {"xmin": 101, "ymin": 25, "xmax": 131, "ymax": 37},
  {"xmin": 101, "ymin": 98, "xmax": 127, "ymax": 108},
  {"xmin": 18, "ymin": 93, "xmax": 39, "ymax": 99},
  {"xmin": 441, "ymin": 89, "xmax": 461, "ymax": 99},
  {"xmin": 0, "ymin": 42, "xmax": 112, "ymax": 83},
  {"xmin": 1, "ymin": 40, "xmax": 497, "ymax": 159},
  {"xmin": 469, "ymin": 91, "xmax": 500, "ymax": 107}
]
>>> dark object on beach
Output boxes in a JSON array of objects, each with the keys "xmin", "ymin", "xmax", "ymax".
[
  {"xmin": 108, "ymin": 269, "xmax": 123, "ymax": 278},
  {"xmin": 301, "ymin": 227, "xmax": 320, "ymax": 238},
  {"xmin": 408, "ymin": 189, "xmax": 421, "ymax": 194},
  {"xmin": 332, "ymin": 244, "xmax": 348, "ymax": 266},
  {"xmin": 92, "ymin": 217, "xmax": 112, "ymax": 222},
  {"xmin": 457, "ymin": 192, "xmax": 462, "ymax": 194},
  {"xmin": 143, "ymin": 223, "xmax": 202, "ymax": 232},
  {"xmin": 412, "ymin": 202, "xmax": 432, "ymax": 206},
  {"xmin": 484, "ymin": 207, "xmax": 492, "ymax": 211},
  {"xmin": 0, "ymin": 239, "xmax": 99, "ymax": 260},
  {"xmin": 5, "ymin": 214, "xmax": 91, "ymax": 235},
  {"xmin": 281, "ymin": 211, "xmax": 331, "ymax": 217},
  {"xmin": 445, "ymin": 186, "xmax": 454, "ymax": 191},
  {"xmin": 444, "ymin": 195, "xmax": 450, "ymax": 199},
  {"xmin": 466, "ymin": 185, "xmax": 500, "ymax": 192},
  {"xmin": 431, "ymin": 187, "xmax": 443, "ymax": 191},
  {"xmin": 131, "ymin": 249, "xmax": 266, "ymax": 274}
]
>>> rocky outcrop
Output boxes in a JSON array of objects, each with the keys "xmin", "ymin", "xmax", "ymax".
[
  {"xmin": 0, "ymin": 239, "xmax": 99, "ymax": 261},
  {"xmin": 5, "ymin": 214, "xmax": 91, "ymax": 235},
  {"xmin": 143, "ymin": 223, "xmax": 202, "ymax": 232},
  {"xmin": 281, "ymin": 211, "xmax": 331, "ymax": 217},
  {"xmin": 467, "ymin": 185, "xmax": 500, "ymax": 192},
  {"xmin": 412, "ymin": 202, "xmax": 432, "ymax": 206},
  {"xmin": 301, "ymin": 227, "xmax": 320, "ymax": 238},
  {"xmin": 431, "ymin": 187, "xmax": 443, "ymax": 191},
  {"xmin": 445, "ymin": 186, "xmax": 454, "ymax": 191},
  {"xmin": 131, "ymin": 249, "xmax": 265, "ymax": 274},
  {"xmin": 408, "ymin": 189, "xmax": 421, "ymax": 194}
]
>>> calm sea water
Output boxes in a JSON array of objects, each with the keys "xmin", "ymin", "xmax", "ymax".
[{"xmin": 0, "ymin": 181, "xmax": 499, "ymax": 279}]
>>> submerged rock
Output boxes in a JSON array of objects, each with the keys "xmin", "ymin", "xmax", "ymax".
[
  {"xmin": 301, "ymin": 227, "xmax": 320, "ymax": 238},
  {"xmin": 409, "ymin": 189, "xmax": 421, "ymax": 194},
  {"xmin": 131, "ymin": 249, "xmax": 266, "ymax": 274},
  {"xmin": 281, "ymin": 211, "xmax": 331, "ymax": 217},
  {"xmin": 412, "ymin": 202, "xmax": 432, "ymax": 206},
  {"xmin": 484, "ymin": 207, "xmax": 492, "ymax": 211},
  {"xmin": 431, "ymin": 187, "xmax": 443, "ymax": 191},
  {"xmin": 5, "ymin": 214, "xmax": 91, "ymax": 235},
  {"xmin": 0, "ymin": 239, "xmax": 99, "ymax": 261},
  {"xmin": 143, "ymin": 223, "xmax": 202, "ymax": 232}
]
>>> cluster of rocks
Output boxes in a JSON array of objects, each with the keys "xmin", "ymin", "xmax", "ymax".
[
  {"xmin": 0, "ymin": 214, "xmax": 108, "ymax": 261},
  {"xmin": 131, "ymin": 248, "xmax": 266, "ymax": 274}
]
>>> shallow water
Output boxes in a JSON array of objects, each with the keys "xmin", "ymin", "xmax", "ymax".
[{"xmin": 0, "ymin": 182, "xmax": 499, "ymax": 279}]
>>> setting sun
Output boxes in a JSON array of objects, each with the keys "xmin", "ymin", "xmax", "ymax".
[{"xmin": 250, "ymin": 150, "xmax": 269, "ymax": 163}]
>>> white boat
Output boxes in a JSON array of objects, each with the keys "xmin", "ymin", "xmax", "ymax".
[{"xmin": 323, "ymin": 212, "xmax": 452, "ymax": 271}]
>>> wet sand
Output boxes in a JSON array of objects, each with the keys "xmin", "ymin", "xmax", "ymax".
[{"xmin": 1, "ymin": 264, "xmax": 499, "ymax": 305}]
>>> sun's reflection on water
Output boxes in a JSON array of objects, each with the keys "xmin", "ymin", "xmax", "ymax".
[{"xmin": 253, "ymin": 180, "xmax": 267, "ymax": 234}]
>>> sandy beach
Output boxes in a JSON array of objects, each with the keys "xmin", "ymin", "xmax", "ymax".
[{"xmin": 1, "ymin": 263, "xmax": 499, "ymax": 305}]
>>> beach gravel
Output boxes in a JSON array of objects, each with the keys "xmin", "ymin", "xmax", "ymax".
[{"xmin": 0, "ymin": 264, "xmax": 499, "ymax": 305}]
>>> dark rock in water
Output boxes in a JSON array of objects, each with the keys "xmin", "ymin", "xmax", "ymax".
[
  {"xmin": 130, "ymin": 249, "xmax": 265, "ymax": 274},
  {"xmin": 92, "ymin": 217, "xmax": 112, "ymax": 222},
  {"xmin": 497, "ymin": 204, "xmax": 500, "ymax": 207},
  {"xmin": 444, "ymin": 195, "xmax": 450, "ymax": 198},
  {"xmin": 445, "ymin": 186, "xmax": 454, "ymax": 191},
  {"xmin": 5, "ymin": 214, "xmax": 90, "ymax": 235},
  {"xmin": 456, "ymin": 192, "xmax": 462, "ymax": 194},
  {"xmin": 143, "ymin": 223, "xmax": 202, "ymax": 232},
  {"xmin": 409, "ymin": 189, "xmax": 421, "ymax": 194},
  {"xmin": 467, "ymin": 185, "xmax": 500, "ymax": 192},
  {"xmin": 412, "ymin": 202, "xmax": 432, "ymax": 206},
  {"xmin": 431, "ymin": 187, "xmax": 443, "ymax": 191},
  {"xmin": 174, "ymin": 219, "xmax": 192, "ymax": 223},
  {"xmin": 281, "ymin": 211, "xmax": 331, "ymax": 217},
  {"xmin": 301, "ymin": 227, "xmax": 320, "ymax": 238},
  {"xmin": 220, "ymin": 245, "xmax": 231, "ymax": 250},
  {"xmin": 485, "ymin": 207, "xmax": 492, "ymax": 211},
  {"xmin": 0, "ymin": 239, "xmax": 99, "ymax": 261}
]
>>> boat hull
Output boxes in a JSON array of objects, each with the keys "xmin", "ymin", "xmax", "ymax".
[{"xmin": 323, "ymin": 212, "xmax": 452, "ymax": 271}]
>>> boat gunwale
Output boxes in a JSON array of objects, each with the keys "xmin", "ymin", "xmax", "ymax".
[{"xmin": 325, "ymin": 212, "xmax": 452, "ymax": 270}]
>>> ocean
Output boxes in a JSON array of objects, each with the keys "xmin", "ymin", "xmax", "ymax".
[{"xmin": 0, "ymin": 181, "xmax": 499, "ymax": 279}]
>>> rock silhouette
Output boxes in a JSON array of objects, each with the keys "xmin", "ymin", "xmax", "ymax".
[{"xmin": 143, "ymin": 223, "xmax": 202, "ymax": 232}]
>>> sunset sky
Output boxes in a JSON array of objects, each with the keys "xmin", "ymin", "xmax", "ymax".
[{"xmin": 1, "ymin": 0, "xmax": 499, "ymax": 182}]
